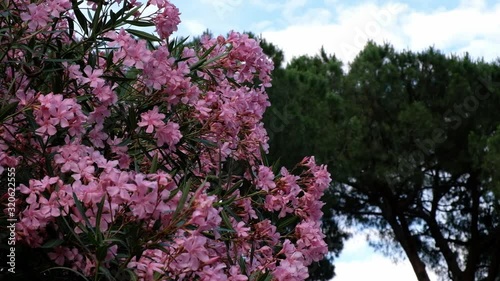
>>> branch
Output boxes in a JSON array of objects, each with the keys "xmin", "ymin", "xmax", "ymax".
[
  {"xmin": 419, "ymin": 210, "xmax": 463, "ymax": 279},
  {"xmin": 463, "ymin": 173, "xmax": 481, "ymax": 280}
]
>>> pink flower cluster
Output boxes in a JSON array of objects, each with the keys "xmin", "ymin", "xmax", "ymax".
[{"xmin": 0, "ymin": 1, "xmax": 331, "ymax": 280}]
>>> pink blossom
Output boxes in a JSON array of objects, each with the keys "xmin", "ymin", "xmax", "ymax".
[
  {"xmin": 104, "ymin": 170, "xmax": 137, "ymax": 202},
  {"xmin": 256, "ymin": 165, "xmax": 276, "ymax": 191},
  {"xmin": 81, "ymin": 65, "xmax": 104, "ymax": 88},
  {"xmin": 20, "ymin": 4, "xmax": 51, "ymax": 30},
  {"xmin": 229, "ymin": 265, "xmax": 248, "ymax": 281},
  {"xmin": 154, "ymin": 2, "xmax": 181, "ymax": 39},
  {"xmin": 48, "ymin": 247, "xmax": 78, "ymax": 265},
  {"xmin": 233, "ymin": 220, "xmax": 250, "ymax": 238},
  {"xmin": 45, "ymin": 0, "xmax": 71, "ymax": 18},
  {"xmin": 128, "ymin": 249, "xmax": 166, "ymax": 280},
  {"xmin": 295, "ymin": 220, "xmax": 328, "ymax": 264},
  {"xmin": 4, "ymin": 2, "xmax": 332, "ymax": 279},
  {"xmin": 154, "ymin": 121, "xmax": 182, "ymax": 149},
  {"xmin": 138, "ymin": 106, "xmax": 165, "ymax": 133}
]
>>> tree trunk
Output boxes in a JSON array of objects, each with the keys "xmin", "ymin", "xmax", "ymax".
[{"xmin": 378, "ymin": 194, "xmax": 431, "ymax": 281}]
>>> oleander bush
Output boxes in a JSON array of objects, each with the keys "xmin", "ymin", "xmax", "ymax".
[{"xmin": 0, "ymin": 0, "xmax": 331, "ymax": 280}]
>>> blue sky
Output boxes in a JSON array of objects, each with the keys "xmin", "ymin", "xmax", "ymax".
[
  {"xmin": 172, "ymin": 0, "xmax": 500, "ymax": 67},
  {"xmin": 168, "ymin": 1, "xmax": 499, "ymax": 280}
]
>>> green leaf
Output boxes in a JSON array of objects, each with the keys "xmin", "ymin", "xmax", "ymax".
[
  {"xmin": 0, "ymin": 101, "xmax": 18, "ymax": 123},
  {"xmin": 172, "ymin": 178, "xmax": 192, "ymax": 219},
  {"xmin": 42, "ymin": 267, "xmax": 90, "ymax": 281},
  {"xmin": 41, "ymin": 239, "xmax": 64, "ymax": 248},
  {"xmin": 238, "ymin": 255, "xmax": 247, "ymax": 275},
  {"xmin": 259, "ymin": 144, "xmax": 268, "ymax": 166},
  {"xmin": 220, "ymin": 209, "xmax": 235, "ymax": 231},
  {"xmin": 90, "ymin": 0, "xmax": 104, "ymax": 37},
  {"xmin": 277, "ymin": 215, "xmax": 300, "ymax": 230},
  {"xmin": 260, "ymin": 272, "xmax": 273, "ymax": 281},
  {"xmin": 124, "ymin": 20, "xmax": 155, "ymax": 27},
  {"xmin": 67, "ymin": 16, "xmax": 75, "ymax": 38},
  {"xmin": 128, "ymin": 106, "xmax": 137, "ymax": 131},
  {"xmin": 98, "ymin": 265, "xmax": 115, "ymax": 281},
  {"xmin": 169, "ymin": 36, "xmax": 190, "ymax": 54},
  {"xmin": 101, "ymin": 75, "xmax": 136, "ymax": 82},
  {"xmin": 72, "ymin": 0, "xmax": 88, "ymax": 35},
  {"xmin": 105, "ymin": 50, "xmax": 114, "ymax": 67},
  {"xmin": 192, "ymin": 138, "xmax": 218, "ymax": 148},
  {"xmin": 72, "ymin": 192, "xmax": 94, "ymax": 234},
  {"xmin": 149, "ymin": 152, "xmax": 159, "ymax": 173},
  {"xmin": 214, "ymin": 194, "xmax": 238, "ymax": 207},
  {"xmin": 188, "ymin": 58, "xmax": 207, "ymax": 72},
  {"xmin": 126, "ymin": 29, "xmax": 161, "ymax": 42},
  {"xmin": 94, "ymin": 196, "xmax": 106, "ymax": 243}
]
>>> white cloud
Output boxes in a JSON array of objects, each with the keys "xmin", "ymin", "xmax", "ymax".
[
  {"xmin": 262, "ymin": 3, "xmax": 407, "ymax": 64},
  {"xmin": 183, "ymin": 20, "xmax": 207, "ymax": 36},
  {"xmin": 261, "ymin": 0, "xmax": 500, "ymax": 65},
  {"xmin": 248, "ymin": 0, "xmax": 283, "ymax": 12},
  {"xmin": 334, "ymin": 232, "xmax": 439, "ymax": 281},
  {"xmin": 335, "ymin": 255, "xmax": 425, "ymax": 281},
  {"xmin": 401, "ymin": 1, "xmax": 500, "ymax": 53},
  {"xmin": 250, "ymin": 20, "xmax": 275, "ymax": 32},
  {"xmin": 283, "ymin": 0, "xmax": 309, "ymax": 20},
  {"xmin": 198, "ymin": 0, "xmax": 243, "ymax": 19}
]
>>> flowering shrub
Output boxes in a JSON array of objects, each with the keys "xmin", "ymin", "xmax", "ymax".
[{"xmin": 0, "ymin": 0, "xmax": 330, "ymax": 280}]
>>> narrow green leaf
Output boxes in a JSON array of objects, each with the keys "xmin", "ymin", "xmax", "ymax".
[
  {"xmin": 192, "ymin": 138, "xmax": 218, "ymax": 148},
  {"xmin": 172, "ymin": 178, "xmax": 192, "ymax": 219},
  {"xmin": 41, "ymin": 239, "xmax": 64, "ymax": 248},
  {"xmin": 101, "ymin": 75, "xmax": 135, "ymax": 82},
  {"xmin": 277, "ymin": 215, "xmax": 299, "ymax": 230},
  {"xmin": 128, "ymin": 106, "xmax": 137, "ymax": 131},
  {"xmin": 126, "ymin": 29, "xmax": 161, "ymax": 42},
  {"xmin": 200, "ymin": 44, "xmax": 217, "ymax": 60},
  {"xmin": 238, "ymin": 256, "xmax": 247, "ymax": 275},
  {"xmin": 220, "ymin": 209, "xmax": 234, "ymax": 231},
  {"xmin": 259, "ymin": 144, "xmax": 268, "ymax": 166},
  {"xmin": 72, "ymin": 0, "xmax": 88, "ymax": 35},
  {"xmin": 188, "ymin": 57, "xmax": 207, "ymax": 71},
  {"xmin": 42, "ymin": 267, "xmax": 90, "ymax": 281},
  {"xmin": 94, "ymin": 196, "xmax": 106, "ymax": 243},
  {"xmin": 98, "ymin": 265, "xmax": 115, "ymax": 281},
  {"xmin": 0, "ymin": 102, "xmax": 18, "ymax": 123},
  {"xmin": 67, "ymin": 16, "xmax": 74, "ymax": 38},
  {"xmin": 124, "ymin": 20, "xmax": 155, "ymax": 27},
  {"xmin": 149, "ymin": 152, "xmax": 159, "ymax": 173},
  {"xmin": 71, "ymin": 192, "xmax": 94, "ymax": 234}
]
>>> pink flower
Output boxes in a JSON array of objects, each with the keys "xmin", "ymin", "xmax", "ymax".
[
  {"xmin": 197, "ymin": 263, "xmax": 227, "ymax": 281},
  {"xmin": 20, "ymin": 4, "xmax": 51, "ymax": 30},
  {"xmin": 256, "ymin": 165, "xmax": 276, "ymax": 191},
  {"xmin": 45, "ymin": 0, "xmax": 71, "ymax": 18},
  {"xmin": 128, "ymin": 249, "xmax": 166, "ymax": 280},
  {"xmin": 35, "ymin": 117, "xmax": 58, "ymax": 136},
  {"xmin": 48, "ymin": 247, "xmax": 78, "ymax": 266},
  {"xmin": 138, "ymin": 106, "xmax": 165, "ymax": 133},
  {"xmin": 88, "ymin": 124, "xmax": 108, "ymax": 148},
  {"xmin": 174, "ymin": 234, "xmax": 210, "ymax": 271},
  {"xmin": 188, "ymin": 194, "xmax": 221, "ymax": 231},
  {"xmin": 154, "ymin": 121, "xmax": 182, "ymax": 149},
  {"xmin": 81, "ymin": 65, "xmax": 104, "ymax": 88},
  {"xmin": 295, "ymin": 220, "xmax": 328, "ymax": 264},
  {"xmin": 154, "ymin": 2, "xmax": 181, "ymax": 39},
  {"xmin": 234, "ymin": 220, "xmax": 250, "ymax": 238},
  {"xmin": 105, "ymin": 170, "xmax": 137, "ymax": 202},
  {"xmin": 229, "ymin": 265, "xmax": 248, "ymax": 281}
]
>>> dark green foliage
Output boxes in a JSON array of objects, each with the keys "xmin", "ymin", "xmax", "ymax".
[
  {"xmin": 265, "ymin": 40, "xmax": 500, "ymax": 281},
  {"xmin": 261, "ymin": 43, "xmax": 348, "ymax": 280}
]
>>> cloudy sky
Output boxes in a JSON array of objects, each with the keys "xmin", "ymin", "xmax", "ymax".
[
  {"xmin": 172, "ymin": 0, "xmax": 500, "ymax": 66},
  {"xmin": 169, "ymin": 0, "xmax": 499, "ymax": 280}
]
